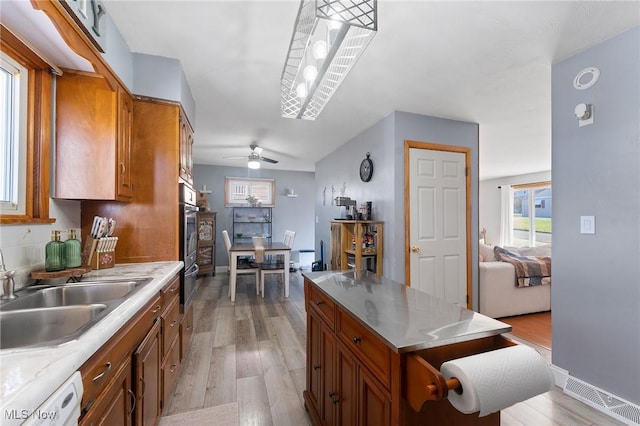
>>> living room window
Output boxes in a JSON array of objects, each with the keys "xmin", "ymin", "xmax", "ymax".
[{"xmin": 512, "ymin": 182, "xmax": 552, "ymax": 247}]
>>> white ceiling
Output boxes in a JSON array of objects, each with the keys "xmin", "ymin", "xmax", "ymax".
[{"xmin": 9, "ymin": 1, "xmax": 640, "ymax": 179}]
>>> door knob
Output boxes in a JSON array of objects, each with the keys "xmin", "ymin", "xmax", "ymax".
[{"xmin": 411, "ymin": 246, "xmax": 421, "ymax": 253}]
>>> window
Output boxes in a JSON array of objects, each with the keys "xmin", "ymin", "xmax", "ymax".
[
  {"xmin": 512, "ymin": 182, "xmax": 552, "ymax": 247},
  {"xmin": 1, "ymin": 52, "xmax": 28, "ymax": 215},
  {"xmin": 0, "ymin": 25, "xmax": 53, "ymax": 224}
]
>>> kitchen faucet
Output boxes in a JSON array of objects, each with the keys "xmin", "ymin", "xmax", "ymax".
[{"xmin": 0, "ymin": 249, "xmax": 17, "ymax": 300}]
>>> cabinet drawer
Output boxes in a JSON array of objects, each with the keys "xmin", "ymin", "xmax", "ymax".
[
  {"xmin": 180, "ymin": 303, "xmax": 194, "ymax": 360},
  {"xmin": 161, "ymin": 276, "xmax": 180, "ymax": 307},
  {"xmin": 308, "ymin": 285, "xmax": 335, "ymax": 330},
  {"xmin": 162, "ymin": 296, "xmax": 180, "ymax": 359},
  {"xmin": 336, "ymin": 308, "xmax": 391, "ymax": 389},
  {"xmin": 161, "ymin": 335, "xmax": 181, "ymax": 412},
  {"xmin": 80, "ymin": 356, "xmax": 133, "ymax": 426}
]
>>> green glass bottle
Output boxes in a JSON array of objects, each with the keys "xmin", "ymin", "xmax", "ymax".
[
  {"xmin": 64, "ymin": 229, "xmax": 82, "ymax": 268},
  {"xmin": 45, "ymin": 230, "xmax": 66, "ymax": 272}
]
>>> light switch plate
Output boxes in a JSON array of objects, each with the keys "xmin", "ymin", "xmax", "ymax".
[{"xmin": 580, "ymin": 216, "xmax": 595, "ymax": 234}]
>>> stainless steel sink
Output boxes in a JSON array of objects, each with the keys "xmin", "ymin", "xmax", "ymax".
[
  {"xmin": 0, "ymin": 281, "xmax": 141, "ymax": 311},
  {"xmin": 0, "ymin": 304, "xmax": 107, "ymax": 349},
  {"xmin": 0, "ymin": 277, "xmax": 153, "ymax": 350}
]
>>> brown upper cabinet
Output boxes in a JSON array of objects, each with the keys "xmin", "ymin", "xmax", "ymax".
[{"xmin": 55, "ymin": 71, "xmax": 134, "ymax": 201}]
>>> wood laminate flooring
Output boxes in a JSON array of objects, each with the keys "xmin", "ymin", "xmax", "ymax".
[
  {"xmin": 500, "ymin": 312, "xmax": 552, "ymax": 350},
  {"xmin": 162, "ymin": 272, "xmax": 624, "ymax": 426}
]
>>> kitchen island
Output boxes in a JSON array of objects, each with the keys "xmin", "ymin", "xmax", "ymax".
[
  {"xmin": 0, "ymin": 261, "xmax": 183, "ymax": 426},
  {"xmin": 302, "ymin": 270, "xmax": 514, "ymax": 426}
]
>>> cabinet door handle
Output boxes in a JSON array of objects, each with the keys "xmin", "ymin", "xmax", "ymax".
[
  {"xmin": 139, "ymin": 377, "xmax": 146, "ymax": 399},
  {"xmin": 329, "ymin": 391, "xmax": 339, "ymax": 404},
  {"xmin": 120, "ymin": 162, "xmax": 125, "ymax": 176},
  {"xmin": 186, "ymin": 325, "xmax": 192, "ymax": 331},
  {"xmin": 92, "ymin": 362, "xmax": 112, "ymax": 382},
  {"xmin": 128, "ymin": 389, "xmax": 136, "ymax": 417},
  {"xmin": 170, "ymin": 320, "xmax": 178, "ymax": 328},
  {"xmin": 313, "ymin": 364, "xmax": 320, "ymax": 371},
  {"xmin": 170, "ymin": 286, "xmax": 179, "ymax": 293},
  {"xmin": 170, "ymin": 363, "xmax": 178, "ymax": 373},
  {"xmin": 151, "ymin": 305, "xmax": 162, "ymax": 314},
  {"xmin": 352, "ymin": 336, "xmax": 362, "ymax": 345},
  {"xmin": 314, "ymin": 299, "xmax": 324, "ymax": 306}
]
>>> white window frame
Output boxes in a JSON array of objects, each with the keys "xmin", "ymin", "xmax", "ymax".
[
  {"xmin": 1, "ymin": 52, "xmax": 28, "ymax": 215},
  {"xmin": 511, "ymin": 182, "xmax": 552, "ymax": 247}
]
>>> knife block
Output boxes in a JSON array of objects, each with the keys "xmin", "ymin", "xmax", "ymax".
[
  {"xmin": 92, "ymin": 249, "xmax": 115, "ymax": 270},
  {"xmin": 82, "ymin": 237, "xmax": 116, "ymax": 269}
]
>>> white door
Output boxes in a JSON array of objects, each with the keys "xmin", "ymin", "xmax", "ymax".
[{"xmin": 408, "ymin": 147, "xmax": 468, "ymax": 306}]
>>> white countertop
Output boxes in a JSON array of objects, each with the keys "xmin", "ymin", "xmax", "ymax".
[{"xmin": 0, "ymin": 261, "xmax": 183, "ymax": 426}]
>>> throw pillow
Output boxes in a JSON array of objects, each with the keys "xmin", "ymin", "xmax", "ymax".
[{"xmin": 479, "ymin": 243, "xmax": 495, "ymax": 262}]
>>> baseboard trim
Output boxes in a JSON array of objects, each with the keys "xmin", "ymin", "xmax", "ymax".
[
  {"xmin": 549, "ymin": 363, "xmax": 568, "ymax": 388},
  {"xmin": 215, "ymin": 266, "xmax": 229, "ymax": 274}
]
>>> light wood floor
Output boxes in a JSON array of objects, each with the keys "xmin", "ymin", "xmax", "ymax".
[{"xmin": 161, "ymin": 272, "xmax": 624, "ymax": 426}]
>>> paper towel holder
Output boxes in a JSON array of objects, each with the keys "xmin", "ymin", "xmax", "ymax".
[{"xmin": 406, "ymin": 354, "xmax": 462, "ymax": 411}]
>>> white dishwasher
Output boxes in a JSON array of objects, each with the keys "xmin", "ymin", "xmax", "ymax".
[{"xmin": 22, "ymin": 371, "xmax": 83, "ymax": 426}]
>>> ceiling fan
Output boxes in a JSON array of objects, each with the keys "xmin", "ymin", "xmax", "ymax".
[{"xmin": 223, "ymin": 144, "xmax": 279, "ymax": 169}]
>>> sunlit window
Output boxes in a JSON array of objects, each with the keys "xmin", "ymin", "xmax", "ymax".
[
  {"xmin": 0, "ymin": 52, "xmax": 27, "ymax": 215},
  {"xmin": 512, "ymin": 183, "xmax": 552, "ymax": 247}
]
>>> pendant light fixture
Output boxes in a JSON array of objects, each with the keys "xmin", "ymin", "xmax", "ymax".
[{"xmin": 281, "ymin": 0, "xmax": 377, "ymax": 120}]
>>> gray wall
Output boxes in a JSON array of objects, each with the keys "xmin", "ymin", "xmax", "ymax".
[
  {"xmin": 552, "ymin": 26, "xmax": 640, "ymax": 404},
  {"xmin": 98, "ymin": 7, "xmax": 197, "ymax": 124},
  {"xmin": 193, "ymin": 165, "xmax": 315, "ymax": 268},
  {"xmin": 315, "ymin": 111, "xmax": 480, "ymax": 307},
  {"xmin": 133, "ymin": 53, "xmax": 196, "ymax": 124},
  {"xmin": 315, "ymin": 113, "xmax": 395, "ymax": 273}
]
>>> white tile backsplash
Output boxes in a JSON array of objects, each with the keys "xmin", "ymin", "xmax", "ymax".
[{"xmin": 0, "ymin": 198, "xmax": 81, "ymax": 292}]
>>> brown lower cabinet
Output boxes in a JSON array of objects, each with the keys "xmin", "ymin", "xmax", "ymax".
[
  {"xmin": 135, "ymin": 320, "xmax": 161, "ymax": 426},
  {"xmin": 79, "ymin": 275, "xmax": 190, "ymax": 426},
  {"xmin": 80, "ymin": 357, "xmax": 134, "ymax": 426}
]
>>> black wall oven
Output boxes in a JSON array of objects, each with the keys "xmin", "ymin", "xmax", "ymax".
[{"xmin": 180, "ymin": 183, "xmax": 199, "ymax": 312}]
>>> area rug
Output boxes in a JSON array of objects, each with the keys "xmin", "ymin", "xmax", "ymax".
[{"xmin": 158, "ymin": 403, "xmax": 238, "ymax": 426}]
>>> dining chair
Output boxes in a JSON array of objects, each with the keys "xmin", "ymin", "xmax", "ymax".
[
  {"xmin": 260, "ymin": 230, "xmax": 295, "ymax": 298},
  {"xmin": 222, "ymin": 230, "xmax": 260, "ymax": 296}
]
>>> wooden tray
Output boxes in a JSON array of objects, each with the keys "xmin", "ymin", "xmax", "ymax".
[{"xmin": 31, "ymin": 265, "xmax": 92, "ymax": 283}]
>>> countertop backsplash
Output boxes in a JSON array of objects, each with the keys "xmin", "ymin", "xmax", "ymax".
[{"xmin": 0, "ymin": 199, "xmax": 81, "ymax": 295}]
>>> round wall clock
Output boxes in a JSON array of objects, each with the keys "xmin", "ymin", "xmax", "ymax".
[{"xmin": 359, "ymin": 152, "xmax": 373, "ymax": 182}]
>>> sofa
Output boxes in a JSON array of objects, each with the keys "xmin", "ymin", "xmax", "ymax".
[{"xmin": 478, "ymin": 243, "xmax": 551, "ymax": 318}]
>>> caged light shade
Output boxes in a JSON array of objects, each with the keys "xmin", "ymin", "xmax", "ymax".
[{"xmin": 281, "ymin": 0, "xmax": 377, "ymax": 120}]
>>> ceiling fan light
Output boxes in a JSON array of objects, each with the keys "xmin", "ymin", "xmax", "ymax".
[{"xmin": 248, "ymin": 158, "xmax": 261, "ymax": 169}]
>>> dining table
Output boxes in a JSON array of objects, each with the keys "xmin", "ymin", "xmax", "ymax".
[{"xmin": 228, "ymin": 241, "xmax": 292, "ymax": 302}]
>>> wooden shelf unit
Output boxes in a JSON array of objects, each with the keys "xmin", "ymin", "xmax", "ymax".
[
  {"xmin": 331, "ymin": 220, "xmax": 383, "ymax": 275},
  {"xmin": 196, "ymin": 211, "xmax": 216, "ymax": 276}
]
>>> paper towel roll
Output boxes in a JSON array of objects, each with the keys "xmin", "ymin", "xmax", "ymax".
[{"xmin": 440, "ymin": 345, "xmax": 554, "ymax": 417}]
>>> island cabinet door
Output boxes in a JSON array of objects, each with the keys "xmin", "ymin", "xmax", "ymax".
[
  {"xmin": 307, "ymin": 310, "xmax": 322, "ymax": 412},
  {"xmin": 334, "ymin": 342, "xmax": 357, "ymax": 426},
  {"xmin": 359, "ymin": 365, "xmax": 391, "ymax": 426},
  {"xmin": 320, "ymin": 325, "xmax": 337, "ymax": 426}
]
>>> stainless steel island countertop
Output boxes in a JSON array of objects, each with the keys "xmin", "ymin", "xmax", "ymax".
[{"xmin": 302, "ymin": 270, "xmax": 511, "ymax": 353}]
